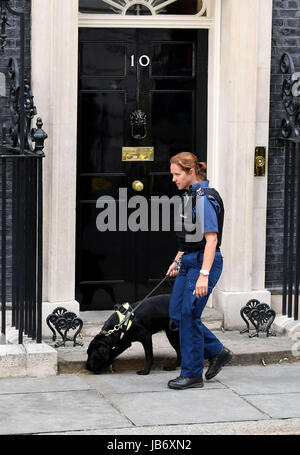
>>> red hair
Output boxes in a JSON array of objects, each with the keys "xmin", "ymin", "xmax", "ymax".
[{"xmin": 170, "ymin": 152, "xmax": 207, "ymax": 180}]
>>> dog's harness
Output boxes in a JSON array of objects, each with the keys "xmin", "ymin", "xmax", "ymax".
[
  {"xmin": 102, "ymin": 275, "xmax": 173, "ymax": 338},
  {"xmin": 102, "ymin": 302, "xmax": 135, "ymax": 338},
  {"xmin": 115, "ymin": 302, "xmax": 134, "ymax": 331}
]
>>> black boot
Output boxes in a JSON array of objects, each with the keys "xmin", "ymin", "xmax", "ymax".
[
  {"xmin": 205, "ymin": 347, "xmax": 233, "ymax": 380},
  {"xmin": 168, "ymin": 375, "xmax": 204, "ymax": 390}
]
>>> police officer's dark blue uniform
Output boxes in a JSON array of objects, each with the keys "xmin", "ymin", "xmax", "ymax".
[{"xmin": 168, "ymin": 158, "xmax": 233, "ymax": 390}]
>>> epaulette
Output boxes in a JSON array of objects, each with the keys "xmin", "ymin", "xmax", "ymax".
[
  {"xmin": 206, "ymin": 193, "xmax": 216, "ymax": 200},
  {"xmin": 196, "ymin": 187, "xmax": 205, "ymax": 197}
]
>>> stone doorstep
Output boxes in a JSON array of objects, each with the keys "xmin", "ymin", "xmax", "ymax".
[
  {"xmin": 54, "ymin": 326, "xmax": 300, "ymax": 375},
  {"xmin": 273, "ymin": 315, "xmax": 300, "ymax": 337},
  {"xmin": 57, "ymin": 348, "xmax": 300, "ymax": 376},
  {"xmin": 0, "ymin": 338, "xmax": 57, "ymax": 379}
]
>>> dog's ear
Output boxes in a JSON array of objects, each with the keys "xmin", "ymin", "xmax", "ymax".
[
  {"xmin": 97, "ymin": 342, "xmax": 111, "ymax": 362},
  {"xmin": 87, "ymin": 339, "xmax": 96, "ymax": 355},
  {"xmin": 87, "ymin": 333, "xmax": 105, "ymax": 354},
  {"xmin": 88, "ymin": 338, "xmax": 111, "ymax": 362}
]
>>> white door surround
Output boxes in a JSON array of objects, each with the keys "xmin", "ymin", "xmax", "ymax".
[{"xmin": 31, "ymin": 0, "xmax": 273, "ymax": 334}]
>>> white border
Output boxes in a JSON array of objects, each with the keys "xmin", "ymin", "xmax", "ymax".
[
  {"xmin": 78, "ymin": 0, "xmax": 214, "ymax": 27},
  {"xmin": 78, "ymin": 13, "xmax": 214, "ymax": 28},
  {"xmin": 80, "ymin": 0, "xmax": 209, "ymax": 19}
]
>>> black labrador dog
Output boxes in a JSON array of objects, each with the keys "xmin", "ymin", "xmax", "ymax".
[{"xmin": 86, "ymin": 294, "xmax": 181, "ymax": 375}]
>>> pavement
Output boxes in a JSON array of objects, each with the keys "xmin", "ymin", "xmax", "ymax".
[
  {"xmin": 1, "ymin": 307, "xmax": 300, "ymax": 437},
  {"xmin": 1, "ymin": 365, "xmax": 300, "ymax": 436}
]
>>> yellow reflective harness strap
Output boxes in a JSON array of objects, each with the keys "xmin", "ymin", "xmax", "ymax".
[{"xmin": 116, "ymin": 302, "xmax": 134, "ymax": 332}]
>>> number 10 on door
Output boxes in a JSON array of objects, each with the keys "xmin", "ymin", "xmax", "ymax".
[{"xmin": 131, "ymin": 55, "xmax": 151, "ymax": 67}]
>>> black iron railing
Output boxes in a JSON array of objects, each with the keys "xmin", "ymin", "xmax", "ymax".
[
  {"xmin": 279, "ymin": 52, "xmax": 300, "ymax": 321},
  {"xmin": 279, "ymin": 138, "xmax": 300, "ymax": 321},
  {"xmin": 0, "ymin": 0, "xmax": 47, "ymax": 343}
]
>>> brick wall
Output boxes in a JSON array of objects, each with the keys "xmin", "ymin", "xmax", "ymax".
[
  {"xmin": 0, "ymin": 0, "xmax": 31, "ymax": 136},
  {"xmin": 0, "ymin": 0, "xmax": 31, "ymax": 301},
  {"xmin": 266, "ymin": 0, "xmax": 300, "ymax": 290}
]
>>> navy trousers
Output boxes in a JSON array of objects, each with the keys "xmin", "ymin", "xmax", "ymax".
[{"xmin": 169, "ymin": 251, "xmax": 223, "ymax": 377}]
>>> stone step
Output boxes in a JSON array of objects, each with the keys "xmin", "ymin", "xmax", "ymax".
[{"xmin": 43, "ymin": 326, "xmax": 300, "ymax": 376}]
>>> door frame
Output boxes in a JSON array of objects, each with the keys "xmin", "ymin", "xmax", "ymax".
[
  {"xmin": 76, "ymin": 26, "xmax": 208, "ymax": 309},
  {"xmin": 78, "ymin": 3, "xmax": 222, "ymax": 186},
  {"xmin": 76, "ymin": 4, "xmax": 221, "ymax": 308},
  {"xmin": 31, "ymin": 0, "xmax": 221, "ymax": 310}
]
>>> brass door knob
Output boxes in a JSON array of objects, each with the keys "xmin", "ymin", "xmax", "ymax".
[{"xmin": 132, "ymin": 180, "xmax": 144, "ymax": 192}]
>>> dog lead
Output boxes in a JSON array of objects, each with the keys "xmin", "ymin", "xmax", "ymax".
[{"xmin": 102, "ymin": 275, "xmax": 172, "ymax": 338}]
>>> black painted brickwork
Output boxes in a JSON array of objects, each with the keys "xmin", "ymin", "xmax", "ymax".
[
  {"xmin": 266, "ymin": 0, "xmax": 300, "ymax": 290},
  {"xmin": 0, "ymin": 0, "xmax": 31, "ymax": 137},
  {"xmin": 0, "ymin": 0, "xmax": 31, "ymax": 301}
]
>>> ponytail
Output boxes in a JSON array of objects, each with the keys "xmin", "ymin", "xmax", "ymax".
[{"xmin": 170, "ymin": 153, "xmax": 207, "ymax": 180}]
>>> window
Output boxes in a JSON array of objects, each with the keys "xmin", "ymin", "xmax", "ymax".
[{"xmin": 79, "ymin": 0, "xmax": 206, "ymax": 16}]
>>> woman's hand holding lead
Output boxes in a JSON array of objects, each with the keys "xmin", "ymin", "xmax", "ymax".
[{"xmin": 166, "ymin": 262, "xmax": 179, "ymax": 277}]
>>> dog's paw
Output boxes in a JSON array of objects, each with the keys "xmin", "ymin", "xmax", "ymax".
[
  {"xmin": 163, "ymin": 365, "xmax": 176, "ymax": 371},
  {"xmin": 163, "ymin": 361, "xmax": 180, "ymax": 371},
  {"xmin": 136, "ymin": 369, "xmax": 150, "ymax": 375}
]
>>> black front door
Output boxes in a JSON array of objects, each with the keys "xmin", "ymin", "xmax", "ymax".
[{"xmin": 77, "ymin": 28, "xmax": 208, "ymax": 310}]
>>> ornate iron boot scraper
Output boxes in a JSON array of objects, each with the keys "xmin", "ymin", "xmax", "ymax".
[
  {"xmin": 46, "ymin": 307, "xmax": 84, "ymax": 347},
  {"xmin": 240, "ymin": 299, "xmax": 277, "ymax": 337}
]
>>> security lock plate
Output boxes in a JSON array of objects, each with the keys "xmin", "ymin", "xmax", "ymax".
[{"xmin": 255, "ymin": 146, "xmax": 266, "ymax": 177}]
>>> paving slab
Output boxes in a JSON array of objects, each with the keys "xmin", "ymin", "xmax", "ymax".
[
  {"xmin": 106, "ymin": 388, "xmax": 267, "ymax": 426},
  {"xmin": 216, "ymin": 364, "xmax": 300, "ymax": 395},
  {"xmin": 0, "ymin": 374, "xmax": 92, "ymax": 395},
  {"xmin": 80, "ymin": 370, "xmax": 226, "ymax": 395},
  {"xmin": 245, "ymin": 393, "xmax": 300, "ymax": 419},
  {"xmin": 1, "ymin": 363, "xmax": 300, "ymax": 435},
  {"xmin": 0, "ymin": 375, "xmax": 130, "ymax": 435}
]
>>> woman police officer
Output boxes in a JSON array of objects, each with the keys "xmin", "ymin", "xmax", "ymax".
[{"xmin": 166, "ymin": 152, "xmax": 233, "ymax": 390}]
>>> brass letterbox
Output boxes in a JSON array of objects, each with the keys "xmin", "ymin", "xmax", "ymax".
[{"xmin": 122, "ymin": 147, "xmax": 154, "ymax": 162}]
